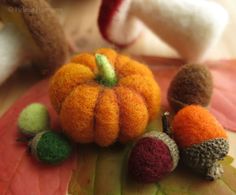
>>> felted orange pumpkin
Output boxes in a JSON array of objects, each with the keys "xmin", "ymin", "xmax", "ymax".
[{"xmin": 49, "ymin": 48, "xmax": 161, "ymax": 146}]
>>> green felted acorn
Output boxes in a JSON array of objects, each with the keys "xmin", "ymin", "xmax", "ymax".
[
  {"xmin": 30, "ymin": 131, "xmax": 72, "ymax": 164},
  {"xmin": 18, "ymin": 103, "xmax": 50, "ymax": 136}
]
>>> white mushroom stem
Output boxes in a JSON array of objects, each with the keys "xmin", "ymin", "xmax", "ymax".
[
  {"xmin": 0, "ymin": 6, "xmax": 41, "ymax": 84},
  {"xmin": 130, "ymin": 0, "xmax": 228, "ymax": 62}
]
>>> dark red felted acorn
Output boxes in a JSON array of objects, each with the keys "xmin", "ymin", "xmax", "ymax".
[
  {"xmin": 172, "ymin": 105, "xmax": 229, "ymax": 180},
  {"xmin": 128, "ymin": 113, "xmax": 179, "ymax": 183},
  {"xmin": 168, "ymin": 64, "xmax": 213, "ymax": 112}
]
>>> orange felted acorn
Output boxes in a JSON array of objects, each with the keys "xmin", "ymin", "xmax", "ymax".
[
  {"xmin": 49, "ymin": 48, "xmax": 161, "ymax": 146},
  {"xmin": 172, "ymin": 105, "xmax": 229, "ymax": 180}
]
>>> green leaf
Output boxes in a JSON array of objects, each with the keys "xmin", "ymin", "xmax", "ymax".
[
  {"xmin": 68, "ymin": 145, "xmax": 98, "ymax": 195},
  {"xmin": 68, "ymin": 114, "xmax": 236, "ymax": 195}
]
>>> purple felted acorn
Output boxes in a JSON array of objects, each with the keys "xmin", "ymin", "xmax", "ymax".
[{"xmin": 128, "ymin": 113, "xmax": 179, "ymax": 183}]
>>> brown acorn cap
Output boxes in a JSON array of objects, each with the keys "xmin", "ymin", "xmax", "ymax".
[
  {"xmin": 0, "ymin": 0, "xmax": 68, "ymax": 74},
  {"xmin": 142, "ymin": 131, "xmax": 179, "ymax": 171},
  {"xmin": 181, "ymin": 138, "xmax": 229, "ymax": 180},
  {"xmin": 168, "ymin": 64, "xmax": 213, "ymax": 112}
]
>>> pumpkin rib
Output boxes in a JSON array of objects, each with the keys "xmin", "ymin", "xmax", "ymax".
[
  {"xmin": 93, "ymin": 87, "xmax": 105, "ymax": 143},
  {"xmin": 112, "ymin": 89, "xmax": 122, "ymax": 142},
  {"xmin": 60, "ymin": 83, "xmax": 101, "ymax": 143},
  {"xmin": 114, "ymin": 86, "xmax": 149, "ymax": 142},
  {"xmin": 94, "ymin": 88, "xmax": 120, "ymax": 146},
  {"xmin": 70, "ymin": 53, "xmax": 97, "ymax": 73},
  {"xmin": 114, "ymin": 55, "xmax": 154, "ymax": 79},
  {"xmin": 114, "ymin": 88, "xmax": 125, "ymax": 142},
  {"xmin": 114, "ymin": 54, "xmax": 131, "ymax": 79},
  {"xmin": 57, "ymin": 80, "xmax": 98, "ymax": 115},
  {"xmin": 49, "ymin": 63, "xmax": 95, "ymax": 113},
  {"xmin": 118, "ymin": 74, "xmax": 161, "ymax": 120}
]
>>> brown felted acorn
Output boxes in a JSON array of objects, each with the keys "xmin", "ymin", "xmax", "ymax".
[
  {"xmin": 168, "ymin": 64, "xmax": 213, "ymax": 112},
  {"xmin": 0, "ymin": 0, "xmax": 68, "ymax": 84}
]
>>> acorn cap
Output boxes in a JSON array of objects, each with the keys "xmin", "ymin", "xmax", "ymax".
[
  {"xmin": 31, "ymin": 131, "xmax": 72, "ymax": 164},
  {"xmin": 181, "ymin": 138, "xmax": 229, "ymax": 180},
  {"xmin": 142, "ymin": 131, "xmax": 179, "ymax": 171},
  {"xmin": 0, "ymin": 0, "xmax": 68, "ymax": 75},
  {"xmin": 18, "ymin": 103, "xmax": 50, "ymax": 136},
  {"xmin": 168, "ymin": 64, "xmax": 213, "ymax": 112}
]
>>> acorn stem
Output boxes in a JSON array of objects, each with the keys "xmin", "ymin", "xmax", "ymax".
[
  {"xmin": 16, "ymin": 136, "xmax": 33, "ymax": 143},
  {"xmin": 95, "ymin": 54, "xmax": 117, "ymax": 87},
  {"xmin": 162, "ymin": 112, "xmax": 172, "ymax": 136}
]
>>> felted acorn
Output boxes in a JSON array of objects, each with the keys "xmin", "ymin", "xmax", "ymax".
[
  {"xmin": 128, "ymin": 113, "xmax": 179, "ymax": 183},
  {"xmin": 49, "ymin": 48, "xmax": 161, "ymax": 146},
  {"xmin": 30, "ymin": 131, "xmax": 72, "ymax": 164},
  {"xmin": 168, "ymin": 64, "xmax": 213, "ymax": 112},
  {"xmin": 18, "ymin": 103, "xmax": 50, "ymax": 136},
  {"xmin": 172, "ymin": 105, "xmax": 229, "ymax": 180}
]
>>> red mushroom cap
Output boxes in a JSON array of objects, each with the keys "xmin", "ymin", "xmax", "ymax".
[{"xmin": 98, "ymin": 0, "xmax": 143, "ymax": 47}]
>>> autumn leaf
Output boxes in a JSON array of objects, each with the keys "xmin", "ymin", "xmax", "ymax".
[{"xmin": 0, "ymin": 80, "xmax": 76, "ymax": 195}]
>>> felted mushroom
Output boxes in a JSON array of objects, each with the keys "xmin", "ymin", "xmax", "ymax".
[
  {"xmin": 98, "ymin": 0, "xmax": 228, "ymax": 62},
  {"xmin": 0, "ymin": 0, "xmax": 68, "ymax": 84}
]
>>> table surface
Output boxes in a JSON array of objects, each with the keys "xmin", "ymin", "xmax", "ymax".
[{"xmin": 0, "ymin": 0, "xmax": 236, "ymax": 166}]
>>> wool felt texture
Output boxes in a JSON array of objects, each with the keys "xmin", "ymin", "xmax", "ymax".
[
  {"xmin": 31, "ymin": 131, "xmax": 72, "ymax": 164},
  {"xmin": 98, "ymin": 0, "xmax": 228, "ymax": 61},
  {"xmin": 49, "ymin": 48, "xmax": 161, "ymax": 146},
  {"xmin": 18, "ymin": 103, "xmax": 50, "ymax": 136},
  {"xmin": 168, "ymin": 64, "xmax": 213, "ymax": 112},
  {"xmin": 142, "ymin": 131, "xmax": 179, "ymax": 171},
  {"xmin": 172, "ymin": 105, "xmax": 227, "ymax": 148},
  {"xmin": 128, "ymin": 137, "xmax": 173, "ymax": 183},
  {"xmin": 0, "ymin": 0, "xmax": 68, "ymax": 84}
]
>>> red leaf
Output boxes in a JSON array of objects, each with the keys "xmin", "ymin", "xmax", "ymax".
[{"xmin": 0, "ymin": 80, "xmax": 76, "ymax": 195}]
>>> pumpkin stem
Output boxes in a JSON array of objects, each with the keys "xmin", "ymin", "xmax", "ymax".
[{"xmin": 95, "ymin": 54, "xmax": 117, "ymax": 87}]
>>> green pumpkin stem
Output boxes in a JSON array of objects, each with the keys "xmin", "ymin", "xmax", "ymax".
[{"xmin": 95, "ymin": 54, "xmax": 117, "ymax": 87}]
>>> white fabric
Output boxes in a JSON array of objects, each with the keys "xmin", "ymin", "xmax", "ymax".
[{"xmin": 131, "ymin": 0, "xmax": 228, "ymax": 62}]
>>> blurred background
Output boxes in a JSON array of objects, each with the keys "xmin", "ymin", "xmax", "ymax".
[
  {"xmin": 0, "ymin": 0, "xmax": 235, "ymax": 116},
  {"xmin": 49, "ymin": 0, "xmax": 236, "ymax": 58}
]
